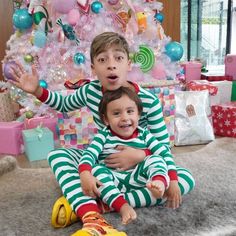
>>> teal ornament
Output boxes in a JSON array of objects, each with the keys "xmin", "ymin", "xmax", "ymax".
[
  {"xmin": 73, "ymin": 53, "xmax": 85, "ymax": 65},
  {"xmin": 13, "ymin": 8, "xmax": 33, "ymax": 30},
  {"xmin": 39, "ymin": 79, "xmax": 48, "ymax": 88},
  {"xmin": 154, "ymin": 12, "xmax": 164, "ymax": 23},
  {"xmin": 56, "ymin": 18, "xmax": 80, "ymax": 45},
  {"xmin": 34, "ymin": 30, "xmax": 47, "ymax": 48},
  {"xmin": 91, "ymin": 1, "xmax": 103, "ymax": 14},
  {"xmin": 163, "ymin": 88, "xmax": 169, "ymax": 96},
  {"xmin": 165, "ymin": 41, "xmax": 184, "ymax": 62}
]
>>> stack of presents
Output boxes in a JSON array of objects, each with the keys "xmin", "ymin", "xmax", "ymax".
[{"xmin": 0, "ymin": 54, "xmax": 235, "ymax": 162}]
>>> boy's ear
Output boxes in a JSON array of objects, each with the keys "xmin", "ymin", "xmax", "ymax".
[
  {"xmin": 91, "ymin": 64, "xmax": 96, "ymax": 76},
  {"xmin": 128, "ymin": 59, "xmax": 132, "ymax": 72}
]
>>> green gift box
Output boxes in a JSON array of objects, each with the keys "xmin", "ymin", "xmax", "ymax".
[
  {"xmin": 22, "ymin": 127, "xmax": 54, "ymax": 162},
  {"xmin": 231, "ymin": 81, "xmax": 236, "ymax": 101}
]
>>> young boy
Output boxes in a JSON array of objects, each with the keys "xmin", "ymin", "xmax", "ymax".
[
  {"xmin": 10, "ymin": 32, "xmax": 195, "ymax": 236},
  {"xmin": 79, "ymin": 87, "xmax": 170, "ymax": 227}
]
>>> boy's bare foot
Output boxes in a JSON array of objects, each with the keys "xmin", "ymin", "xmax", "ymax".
[
  {"xmin": 146, "ymin": 180, "xmax": 165, "ymax": 199},
  {"xmin": 119, "ymin": 203, "xmax": 137, "ymax": 225}
]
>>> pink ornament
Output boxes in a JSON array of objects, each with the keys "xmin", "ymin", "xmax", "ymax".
[
  {"xmin": 57, "ymin": 29, "xmax": 65, "ymax": 43},
  {"xmin": 67, "ymin": 9, "xmax": 80, "ymax": 26},
  {"xmin": 52, "ymin": 0, "xmax": 76, "ymax": 14},
  {"xmin": 150, "ymin": 62, "xmax": 167, "ymax": 80},
  {"xmin": 107, "ymin": 0, "xmax": 119, "ymax": 5},
  {"xmin": 128, "ymin": 66, "xmax": 145, "ymax": 82}
]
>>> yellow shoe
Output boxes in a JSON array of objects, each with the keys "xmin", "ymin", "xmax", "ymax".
[
  {"xmin": 51, "ymin": 196, "xmax": 78, "ymax": 228},
  {"xmin": 71, "ymin": 212, "xmax": 127, "ymax": 236}
]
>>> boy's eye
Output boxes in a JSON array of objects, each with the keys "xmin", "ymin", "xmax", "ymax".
[
  {"xmin": 97, "ymin": 57, "xmax": 106, "ymax": 63},
  {"xmin": 115, "ymin": 56, "xmax": 124, "ymax": 61}
]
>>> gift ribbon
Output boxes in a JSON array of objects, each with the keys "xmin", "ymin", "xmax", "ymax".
[{"xmin": 35, "ymin": 123, "xmax": 43, "ymax": 140}]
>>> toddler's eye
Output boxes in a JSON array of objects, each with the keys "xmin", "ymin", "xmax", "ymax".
[
  {"xmin": 127, "ymin": 109, "xmax": 134, "ymax": 114},
  {"xmin": 113, "ymin": 111, "xmax": 120, "ymax": 116}
]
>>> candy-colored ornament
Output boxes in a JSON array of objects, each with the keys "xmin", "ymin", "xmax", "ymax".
[
  {"xmin": 73, "ymin": 53, "xmax": 86, "ymax": 65},
  {"xmin": 3, "ymin": 61, "xmax": 18, "ymax": 81},
  {"xmin": 67, "ymin": 9, "xmax": 80, "ymax": 26},
  {"xmin": 165, "ymin": 41, "xmax": 184, "ymax": 61},
  {"xmin": 133, "ymin": 45, "xmax": 155, "ymax": 73},
  {"xmin": 39, "ymin": 79, "xmax": 48, "ymax": 88},
  {"xmin": 77, "ymin": 0, "xmax": 90, "ymax": 14},
  {"xmin": 52, "ymin": 0, "xmax": 76, "ymax": 14},
  {"xmin": 108, "ymin": 0, "xmax": 119, "ymax": 5},
  {"xmin": 57, "ymin": 29, "xmax": 65, "ymax": 43},
  {"xmin": 91, "ymin": 1, "xmax": 103, "ymax": 14},
  {"xmin": 33, "ymin": 5, "xmax": 52, "ymax": 34},
  {"xmin": 56, "ymin": 18, "xmax": 80, "ymax": 45},
  {"xmin": 13, "ymin": 8, "xmax": 33, "ymax": 30},
  {"xmin": 24, "ymin": 54, "xmax": 34, "ymax": 63},
  {"xmin": 25, "ymin": 110, "xmax": 34, "ymax": 119},
  {"xmin": 33, "ymin": 30, "xmax": 47, "ymax": 48},
  {"xmin": 154, "ymin": 12, "xmax": 164, "ymax": 23},
  {"xmin": 136, "ymin": 12, "xmax": 147, "ymax": 33},
  {"xmin": 150, "ymin": 62, "xmax": 167, "ymax": 80}
]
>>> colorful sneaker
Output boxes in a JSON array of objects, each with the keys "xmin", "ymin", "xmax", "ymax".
[{"xmin": 71, "ymin": 212, "xmax": 127, "ymax": 236}]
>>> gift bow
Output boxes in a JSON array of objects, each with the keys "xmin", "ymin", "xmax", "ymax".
[{"xmin": 35, "ymin": 123, "xmax": 44, "ymax": 140}]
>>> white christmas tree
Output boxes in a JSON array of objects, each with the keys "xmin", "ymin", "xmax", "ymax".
[{"xmin": 2, "ymin": 0, "xmax": 184, "ymax": 118}]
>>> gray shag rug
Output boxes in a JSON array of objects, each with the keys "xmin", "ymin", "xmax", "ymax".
[{"xmin": 0, "ymin": 137, "xmax": 236, "ymax": 236}]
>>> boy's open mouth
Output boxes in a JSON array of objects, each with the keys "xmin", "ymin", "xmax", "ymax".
[{"xmin": 107, "ymin": 75, "xmax": 118, "ymax": 80}]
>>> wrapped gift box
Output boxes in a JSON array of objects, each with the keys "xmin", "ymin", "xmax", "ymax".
[
  {"xmin": 22, "ymin": 127, "xmax": 54, "ymax": 161},
  {"xmin": 201, "ymin": 73, "xmax": 233, "ymax": 81},
  {"xmin": 212, "ymin": 102, "xmax": 236, "ymax": 138},
  {"xmin": 56, "ymin": 90, "xmax": 98, "ymax": 149},
  {"xmin": 180, "ymin": 61, "xmax": 202, "ymax": 81},
  {"xmin": 24, "ymin": 116, "xmax": 58, "ymax": 140},
  {"xmin": 139, "ymin": 80, "xmax": 180, "ymax": 147},
  {"xmin": 0, "ymin": 121, "xmax": 24, "ymax": 155},
  {"xmin": 0, "ymin": 90, "xmax": 15, "ymax": 122},
  {"xmin": 186, "ymin": 80, "xmax": 218, "ymax": 96},
  {"xmin": 209, "ymin": 80, "xmax": 232, "ymax": 104},
  {"xmin": 225, "ymin": 54, "xmax": 236, "ymax": 81},
  {"xmin": 58, "ymin": 109, "xmax": 98, "ymax": 149},
  {"xmin": 186, "ymin": 80, "xmax": 219, "ymax": 105}
]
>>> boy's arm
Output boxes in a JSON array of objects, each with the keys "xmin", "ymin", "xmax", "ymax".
[
  {"xmin": 37, "ymin": 83, "xmax": 89, "ymax": 113},
  {"xmin": 146, "ymin": 98, "xmax": 171, "ymax": 148},
  {"xmin": 144, "ymin": 129, "xmax": 177, "ymax": 181}
]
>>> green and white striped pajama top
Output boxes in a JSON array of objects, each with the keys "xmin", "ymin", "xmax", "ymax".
[{"xmin": 39, "ymin": 80, "xmax": 195, "ymax": 213}]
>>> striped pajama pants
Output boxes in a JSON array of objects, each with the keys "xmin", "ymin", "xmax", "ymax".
[
  {"xmin": 48, "ymin": 148, "xmax": 195, "ymax": 214},
  {"xmin": 92, "ymin": 154, "xmax": 169, "ymax": 209}
]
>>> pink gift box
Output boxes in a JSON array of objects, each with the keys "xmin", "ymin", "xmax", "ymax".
[
  {"xmin": 181, "ymin": 61, "xmax": 202, "ymax": 82},
  {"xmin": 24, "ymin": 116, "xmax": 58, "ymax": 140},
  {"xmin": 0, "ymin": 121, "xmax": 24, "ymax": 155},
  {"xmin": 225, "ymin": 54, "xmax": 236, "ymax": 81}
]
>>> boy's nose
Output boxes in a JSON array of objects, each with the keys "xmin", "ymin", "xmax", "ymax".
[{"xmin": 107, "ymin": 65, "xmax": 116, "ymax": 70}]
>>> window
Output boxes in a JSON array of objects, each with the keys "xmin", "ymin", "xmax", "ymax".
[{"xmin": 181, "ymin": 0, "xmax": 234, "ymax": 68}]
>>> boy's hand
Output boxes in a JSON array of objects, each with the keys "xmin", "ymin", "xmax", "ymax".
[
  {"xmin": 105, "ymin": 146, "xmax": 145, "ymax": 171},
  {"xmin": 9, "ymin": 63, "xmax": 42, "ymax": 97},
  {"xmin": 164, "ymin": 180, "xmax": 182, "ymax": 209},
  {"xmin": 80, "ymin": 171, "xmax": 102, "ymax": 198}
]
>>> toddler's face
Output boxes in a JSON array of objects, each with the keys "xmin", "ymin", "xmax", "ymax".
[
  {"xmin": 91, "ymin": 44, "xmax": 131, "ymax": 91},
  {"xmin": 104, "ymin": 95, "xmax": 139, "ymax": 138}
]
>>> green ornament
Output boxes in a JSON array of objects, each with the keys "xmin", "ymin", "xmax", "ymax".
[
  {"xmin": 25, "ymin": 110, "xmax": 34, "ymax": 119},
  {"xmin": 24, "ymin": 54, "xmax": 34, "ymax": 63}
]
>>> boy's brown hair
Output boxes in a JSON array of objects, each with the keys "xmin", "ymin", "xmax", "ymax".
[
  {"xmin": 99, "ymin": 86, "xmax": 143, "ymax": 124},
  {"xmin": 90, "ymin": 32, "xmax": 130, "ymax": 64}
]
